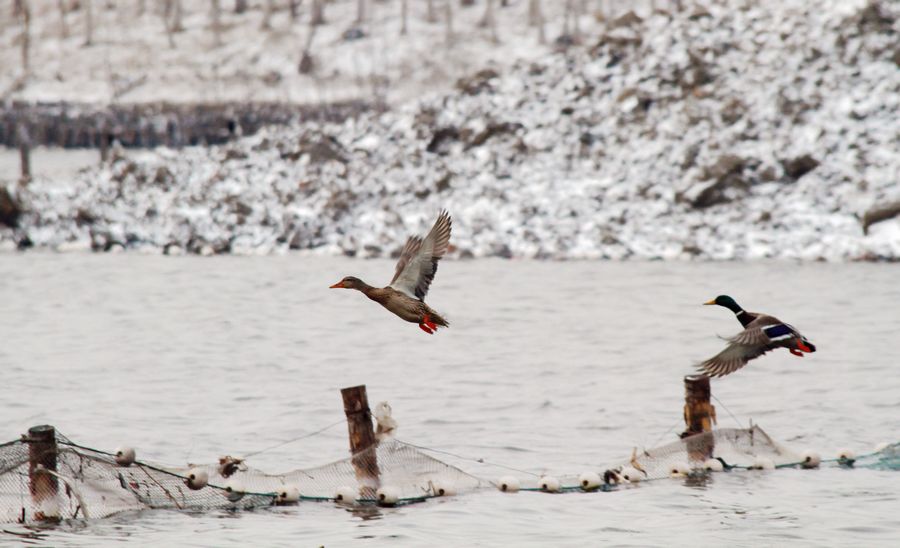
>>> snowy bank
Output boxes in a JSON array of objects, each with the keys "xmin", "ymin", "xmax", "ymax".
[{"xmin": 3, "ymin": 0, "xmax": 899, "ymax": 260}]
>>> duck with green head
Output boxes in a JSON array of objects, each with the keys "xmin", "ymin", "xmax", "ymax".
[{"xmin": 699, "ymin": 295, "xmax": 816, "ymax": 377}]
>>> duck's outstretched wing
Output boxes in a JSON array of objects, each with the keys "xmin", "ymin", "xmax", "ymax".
[
  {"xmin": 389, "ymin": 210, "xmax": 452, "ymax": 300},
  {"xmin": 697, "ymin": 318, "xmax": 802, "ymax": 377}
]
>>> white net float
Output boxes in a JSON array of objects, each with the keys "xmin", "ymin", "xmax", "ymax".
[
  {"xmin": 376, "ymin": 486, "xmax": 400, "ymax": 506},
  {"xmin": 114, "ymin": 447, "xmax": 136, "ymax": 467},
  {"xmin": 800, "ymin": 451, "xmax": 821, "ymax": 469},
  {"xmin": 224, "ymin": 479, "xmax": 245, "ymax": 502},
  {"xmin": 539, "ymin": 476, "xmax": 561, "ymax": 492},
  {"xmin": 334, "ymin": 486, "xmax": 358, "ymax": 505},
  {"xmin": 579, "ymin": 471, "xmax": 601, "ymax": 491},
  {"xmin": 620, "ymin": 466, "xmax": 644, "ymax": 482},
  {"xmin": 750, "ymin": 457, "xmax": 775, "ymax": 471},
  {"xmin": 497, "ymin": 476, "xmax": 520, "ymax": 493},
  {"xmin": 275, "ymin": 485, "xmax": 301, "ymax": 504}
]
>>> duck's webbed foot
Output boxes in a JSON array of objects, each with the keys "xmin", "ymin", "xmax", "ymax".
[
  {"xmin": 422, "ymin": 315, "xmax": 438, "ymax": 331},
  {"xmin": 789, "ymin": 348, "xmax": 804, "ymax": 357},
  {"xmin": 796, "ymin": 339, "xmax": 813, "ymax": 352},
  {"xmin": 418, "ymin": 323, "xmax": 434, "ymax": 334}
]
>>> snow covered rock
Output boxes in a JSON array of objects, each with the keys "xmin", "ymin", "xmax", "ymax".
[{"xmin": 3, "ymin": 0, "xmax": 899, "ymax": 261}]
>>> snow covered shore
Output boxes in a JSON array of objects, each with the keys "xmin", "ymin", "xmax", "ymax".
[{"xmin": 3, "ymin": 0, "xmax": 899, "ymax": 260}]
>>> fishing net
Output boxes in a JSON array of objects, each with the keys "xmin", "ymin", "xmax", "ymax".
[
  {"xmin": 0, "ymin": 430, "xmax": 484, "ymax": 524},
  {"xmin": 1, "ymin": 425, "xmax": 897, "ymax": 524}
]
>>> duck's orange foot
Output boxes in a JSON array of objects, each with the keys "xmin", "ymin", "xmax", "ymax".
[
  {"xmin": 789, "ymin": 348, "xmax": 804, "ymax": 357},
  {"xmin": 796, "ymin": 339, "xmax": 813, "ymax": 352},
  {"xmin": 422, "ymin": 315, "xmax": 438, "ymax": 331},
  {"xmin": 418, "ymin": 323, "xmax": 434, "ymax": 334}
]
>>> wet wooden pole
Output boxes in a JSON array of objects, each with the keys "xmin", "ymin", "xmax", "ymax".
[
  {"xmin": 341, "ymin": 385, "xmax": 380, "ymax": 498},
  {"xmin": 680, "ymin": 375, "xmax": 716, "ymax": 460},
  {"xmin": 27, "ymin": 425, "xmax": 59, "ymax": 521}
]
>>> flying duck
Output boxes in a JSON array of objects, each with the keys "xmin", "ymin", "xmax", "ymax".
[
  {"xmin": 330, "ymin": 211, "xmax": 452, "ymax": 334},
  {"xmin": 698, "ymin": 295, "xmax": 816, "ymax": 377}
]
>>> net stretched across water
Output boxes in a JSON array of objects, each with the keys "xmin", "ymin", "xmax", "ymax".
[{"xmin": 1, "ymin": 426, "xmax": 896, "ymax": 524}]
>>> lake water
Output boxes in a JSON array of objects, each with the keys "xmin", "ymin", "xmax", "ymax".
[{"xmin": 1, "ymin": 254, "xmax": 898, "ymax": 546}]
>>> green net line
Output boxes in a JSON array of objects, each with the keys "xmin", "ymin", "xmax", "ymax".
[{"xmin": 723, "ymin": 442, "xmax": 900, "ymax": 471}]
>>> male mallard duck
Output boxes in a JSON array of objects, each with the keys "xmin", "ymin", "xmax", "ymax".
[
  {"xmin": 330, "ymin": 211, "xmax": 451, "ymax": 334},
  {"xmin": 698, "ymin": 295, "xmax": 816, "ymax": 377}
]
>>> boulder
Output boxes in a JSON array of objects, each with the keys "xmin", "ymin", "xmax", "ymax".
[
  {"xmin": 781, "ymin": 154, "xmax": 819, "ymax": 180},
  {"xmin": 0, "ymin": 186, "xmax": 22, "ymax": 228}
]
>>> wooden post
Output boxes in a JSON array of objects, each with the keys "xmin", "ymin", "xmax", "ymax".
[
  {"xmin": 99, "ymin": 118, "xmax": 109, "ymax": 164},
  {"xmin": 27, "ymin": 425, "xmax": 59, "ymax": 521},
  {"xmin": 17, "ymin": 121, "xmax": 31, "ymax": 184},
  {"xmin": 341, "ymin": 385, "xmax": 380, "ymax": 498},
  {"xmin": 680, "ymin": 375, "xmax": 716, "ymax": 461}
]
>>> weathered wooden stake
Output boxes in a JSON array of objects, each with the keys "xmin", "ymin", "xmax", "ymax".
[
  {"xmin": 17, "ymin": 122, "xmax": 31, "ymax": 183},
  {"xmin": 27, "ymin": 425, "xmax": 59, "ymax": 521},
  {"xmin": 680, "ymin": 375, "xmax": 716, "ymax": 460},
  {"xmin": 341, "ymin": 385, "xmax": 380, "ymax": 498}
]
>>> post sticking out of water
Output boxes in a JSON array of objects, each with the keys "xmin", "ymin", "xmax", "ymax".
[
  {"xmin": 341, "ymin": 385, "xmax": 381, "ymax": 498},
  {"xmin": 26, "ymin": 425, "xmax": 59, "ymax": 521},
  {"xmin": 681, "ymin": 375, "xmax": 716, "ymax": 460}
]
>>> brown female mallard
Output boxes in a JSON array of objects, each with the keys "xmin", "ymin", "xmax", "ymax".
[
  {"xmin": 698, "ymin": 295, "xmax": 816, "ymax": 377},
  {"xmin": 330, "ymin": 211, "xmax": 452, "ymax": 334}
]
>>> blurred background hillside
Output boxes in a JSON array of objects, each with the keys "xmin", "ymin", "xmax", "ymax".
[{"xmin": 1, "ymin": 0, "xmax": 898, "ymax": 259}]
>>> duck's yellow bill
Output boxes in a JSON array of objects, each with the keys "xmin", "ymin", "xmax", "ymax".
[{"xmin": 704, "ymin": 299, "xmax": 716, "ymax": 305}]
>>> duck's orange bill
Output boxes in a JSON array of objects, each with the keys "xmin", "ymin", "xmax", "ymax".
[{"xmin": 329, "ymin": 281, "xmax": 345, "ymax": 288}]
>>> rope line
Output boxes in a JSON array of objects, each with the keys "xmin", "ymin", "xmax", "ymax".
[
  {"xmin": 395, "ymin": 439, "xmax": 542, "ymax": 477},
  {"xmin": 242, "ymin": 419, "xmax": 346, "ymax": 459},
  {"xmin": 711, "ymin": 394, "xmax": 745, "ymax": 430}
]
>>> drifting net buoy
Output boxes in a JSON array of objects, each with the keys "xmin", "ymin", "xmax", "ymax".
[
  {"xmin": 432, "ymin": 479, "xmax": 456, "ymax": 497},
  {"xmin": 498, "ymin": 476, "xmax": 520, "ymax": 493},
  {"xmin": 669, "ymin": 463, "xmax": 689, "ymax": 478},
  {"xmin": 620, "ymin": 466, "xmax": 644, "ymax": 482},
  {"xmin": 750, "ymin": 457, "xmax": 775, "ymax": 471},
  {"xmin": 539, "ymin": 476, "xmax": 561, "ymax": 493},
  {"xmin": 334, "ymin": 486, "xmax": 358, "ymax": 505},
  {"xmin": 702, "ymin": 458, "xmax": 724, "ymax": 472},
  {"xmin": 224, "ymin": 479, "xmax": 245, "ymax": 502},
  {"xmin": 837, "ymin": 449, "xmax": 856, "ymax": 467},
  {"xmin": 376, "ymin": 486, "xmax": 400, "ymax": 506},
  {"xmin": 185, "ymin": 468, "xmax": 209, "ymax": 490},
  {"xmin": 579, "ymin": 471, "xmax": 601, "ymax": 491},
  {"xmin": 275, "ymin": 485, "xmax": 301, "ymax": 504},
  {"xmin": 114, "ymin": 447, "xmax": 136, "ymax": 467},
  {"xmin": 801, "ymin": 451, "xmax": 821, "ymax": 469}
]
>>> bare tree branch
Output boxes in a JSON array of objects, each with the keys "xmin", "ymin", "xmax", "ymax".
[
  {"xmin": 211, "ymin": 0, "xmax": 223, "ymax": 46},
  {"xmin": 20, "ymin": 0, "xmax": 31, "ymax": 78},
  {"xmin": 444, "ymin": 1, "xmax": 454, "ymax": 45},
  {"xmin": 83, "ymin": 0, "xmax": 94, "ymax": 46},
  {"xmin": 400, "ymin": 0, "xmax": 408, "ymax": 35},
  {"xmin": 311, "ymin": 0, "xmax": 325, "ymax": 25},
  {"xmin": 57, "ymin": 0, "xmax": 69, "ymax": 38},
  {"xmin": 262, "ymin": 0, "xmax": 275, "ymax": 30},
  {"xmin": 478, "ymin": 0, "xmax": 498, "ymax": 43}
]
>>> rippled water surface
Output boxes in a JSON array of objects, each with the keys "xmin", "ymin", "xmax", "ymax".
[{"xmin": 1, "ymin": 255, "xmax": 898, "ymax": 546}]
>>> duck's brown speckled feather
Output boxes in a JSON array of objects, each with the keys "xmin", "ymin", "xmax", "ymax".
[{"xmin": 365, "ymin": 287, "xmax": 449, "ymax": 326}]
